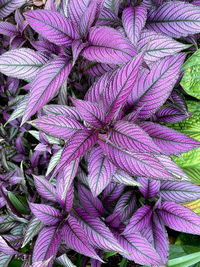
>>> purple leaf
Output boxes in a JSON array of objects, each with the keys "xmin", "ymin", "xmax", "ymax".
[
  {"xmin": 22, "ymin": 56, "xmax": 72, "ymax": 124},
  {"xmin": 0, "ymin": 0, "xmax": 25, "ymax": 19},
  {"xmin": 71, "ymin": 99, "xmax": 105, "ymax": 129},
  {"xmin": 0, "ymin": 236, "xmax": 19, "ymax": 255},
  {"xmin": 62, "ymin": 216, "xmax": 103, "ymax": 261},
  {"xmin": 56, "ymin": 159, "xmax": 79, "ymax": 207},
  {"xmin": 68, "ymin": 0, "xmax": 90, "ymax": 29},
  {"xmin": 98, "ymin": 139, "xmax": 183, "ymax": 180},
  {"xmin": 72, "ymin": 40, "xmax": 88, "ymax": 65},
  {"xmin": 138, "ymin": 29, "xmax": 190, "ymax": 63},
  {"xmin": 103, "ymin": 0, "xmax": 122, "ymax": 15},
  {"xmin": 137, "ymin": 177, "xmax": 160, "ymax": 199},
  {"xmin": 101, "ymin": 183, "xmax": 124, "ymax": 203},
  {"xmin": 85, "ymin": 71, "xmax": 112, "ymax": 103},
  {"xmin": 160, "ymin": 181, "xmax": 200, "ymax": 203},
  {"xmin": 83, "ymin": 62, "xmax": 116, "ymax": 77},
  {"xmin": 79, "ymin": 1, "xmax": 97, "ymax": 37},
  {"xmin": 97, "ymin": 8, "xmax": 120, "ymax": 27},
  {"xmin": 43, "ymin": 105, "xmax": 82, "ymax": 120},
  {"xmin": 147, "ymin": 1, "xmax": 200, "ymax": 38},
  {"xmin": 122, "ymin": 5, "xmax": 147, "ymax": 46},
  {"xmin": 132, "ymin": 54, "xmax": 185, "ymax": 119},
  {"xmin": 104, "ymin": 53, "xmax": 144, "ymax": 122},
  {"xmin": 139, "ymin": 121, "xmax": 200, "ymax": 155},
  {"xmin": 114, "ymin": 191, "xmax": 136, "ymax": 222},
  {"xmin": 33, "ymin": 175, "xmax": 56, "ymax": 202},
  {"xmin": 88, "ymin": 145, "xmax": 115, "ymax": 197},
  {"xmin": 112, "ymin": 169, "xmax": 141, "ymax": 187},
  {"xmin": 0, "ymin": 48, "xmax": 49, "ymax": 80},
  {"xmin": 109, "ymin": 120, "xmax": 162, "ymax": 153},
  {"xmin": 25, "ymin": 10, "xmax": 80, "ymax": 46},
  {"xmin": 123, "ymin": 205, "xmax": 152, "ymax": 234},
  {"xmin": 158, "ymin": 201, "xmax": 200, "ymax": 235},
  {"xmin": 32, "ymin": 225, "xmax": 61, "ymax": 266},
  {"xmin": 105, "ymin": 211, "xmax": 122, "ymax": 229},
  {"xmin": 152, "ymin": 213, "xmax": 169, "ymax": 264},
  {"xmin": 82, "ymin": 26, "xmax": 137, "ymax": 64},
  {"xmin": 78, "ymin": 184, "xmax": 106, "ymax": 217},
  {"xmin": 0, "ymin": 22, "xmax": 18, "ymax": 36},
  {"xmin": 73, "ymin": 207, "xmax": 127, "ymax": 254},
  {"xmin": 55, "ymin": 129, "xmax": 99, "ymax": 174},
  {"xmin": 152, "ymin": 106, "xmax": 188, "ymax": 123},
  {"xmin": 113, "ymin": 231, "xmax": 161, "ymax": 265},
  {"xmin": 29, "ymin": 203, "xmax": 62, "ymax": 225},
  {"xmin": 31, "ymin": 115, "xmax": 86, "ymax": 139}
]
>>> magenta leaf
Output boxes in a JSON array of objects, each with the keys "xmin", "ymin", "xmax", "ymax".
[
  {"xmin": 122, "ymin": 5, "xmax": 147, "ymax": 46},
  {"xmin": 43, "ymin": 105, "xmax": 82, "ymax": 120},
  {"xmin": 72, "ymin": 40, "xmax": 88, "ymax": 65},
  {"xmin": 0, "ymin": 22, "xmax": 18, "ymax": 36},
  {"xmin": 0, "ymin": 48, "xmax": 49, "ymax": 80},
  {"xmin": 114, "ymin": 231, "xmax": 161, "ymax": 265},
  {"xmin": 112, "ymin": 169, "xmax": 141, "ymax": 187},
  {"xmin": 71, "ymin": 99, "xmax": 105, "ymax": 129},
  {"xmin": 103, "ymin": 0, "xmax": 122, "ymax": 15},
  {"xmin": 32, "ymin": 225, "xmax": 61, "ymax": 266},
  {"xmin": 137, "ymin": 177, "xmax": 160, "ymax": 199},
  {"xmin": 22, "ymin": 56, "xmax": 72, "ymax": 124},
  {"xmin": 73, "ymin": 207, "xmax": 127, "ymax": 254},
  {"xmin": 160, "ymin": 181, "xmax": 200, "ymax": 203},
  {"xmin": 68, "ymin": 0, "xmax": 90, "ymax": 29},
  {"xmin": 85, "ymin": 71, "xmax": 112, "ymax": 103},
  {"xmin": 29, "ymin": 203, "xmax": 62, "ymax": 225},
  {"xmin": 152, "ymin": 213, "xmax": 169, "ymax": 264},
  {"xmin": 78, "ymin": 184, "xmax": 106, "ymax": 217},
  {"xmin": 152, "ymin": 106, "xmax": 188, "ymax": 123},
  {"xmin": 25, "ymin": 10, "xmax": 80, "ymax": 46},
  {"xmin": 114, "ymin": 191, "xmax": 136, "ymax": 222},
  {"xmin": 109, "ymin": 120, "xmax": 162, "ymax": 153},
  {"xmin": 98, "ymin": 139, "xmax": 184, "ymax": 180},
  {"xmin": 0, "ymin": 0, "xmax": 25, "ymax": 19},
  {"xmin": 139, "ymin": 121, "xmax": 200, "ymax": 155},
  {"xmin": 138, "ymin": 29, "xmax": 190, "ymax": 63},
  {"xmin": 123, "ymin": 205, "xmax": 152, "ymax": 234},
  {"xmin": 56, "ymin": 159, "xmax": 79, "ymax": 207},
  {"xmin": 33, "ymin": 175, "xmax": 56, "ymax": 202},
  {"xmin": 31, "ymin": 115, "xmax": 86, "ymax": 139},
  {"xmin": 104, "ymin": 53, "xmax": 144, "ymax": 122},
  {"xmin": 158, "ymin": 201, "xmax": 200, "ymax": 235},
  {"xmin": 62, "ymin": 216, "xmax": 103, "ymax": 261},
  {"xmin": 97, "ymin": 8, "xmax": 120, "ymax": 27},
  {"xmin": 55, "ymin": 129, "xmax": 99, "ymax": 174},
  {"xmin": 132, "ymin": 54, "xmax": 185, "ymax": 119},
  {"xmin": 79, "ymin": 1, "xmax": 97, "ymax": 37},
  {"xmin": 147, "ymin": 1, "xmax": 200, "ymax": 38},
  {"xmin": 101, "ymin": 183, "xmax": 124, "ymax": 203},
  {"xmin": 88, "ymin": 145, "xmax": 115, "ymax": 197},
  {"xmin": 82, "ymin": 26, "xmax": 137, "ymax": 64},
  {"xmin": 83, "ymin": 62, "xmax": 116, "ymax": 77},
  {"xmin": 0, "ymin": 236, "xmax": 19, "ymax": 255}
]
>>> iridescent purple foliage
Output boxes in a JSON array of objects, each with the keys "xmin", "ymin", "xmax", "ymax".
[{"xmin": 0, "ymin": 0, "xmax": 200, "ymax": 266}]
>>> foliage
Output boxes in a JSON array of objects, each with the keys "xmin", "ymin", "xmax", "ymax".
[{"xmin": 0, "ymin": 0, "xmax": 200, "ymax": 266}]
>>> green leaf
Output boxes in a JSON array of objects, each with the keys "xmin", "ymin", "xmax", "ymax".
[
  {"xmin": 104, "ymin": 251, "xmax": 117, "ymax": 259},
  {"xmin": 7, "ymin": 192, "xmax": 30, "ymax": 215},
  {"xmin": 119, "ymin": 258, "xmax": 128, "ymax": 267},
  {"xmin": 8, "ymin": 259, "xmax": 23, "ymax": 267},
  {"xmin": 167, "ymin": 251, "xmax": 200, "ymax": 267},
  {"xmin": 181, "ymin": 49, "xmax": 200, "ymax": 99}
]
